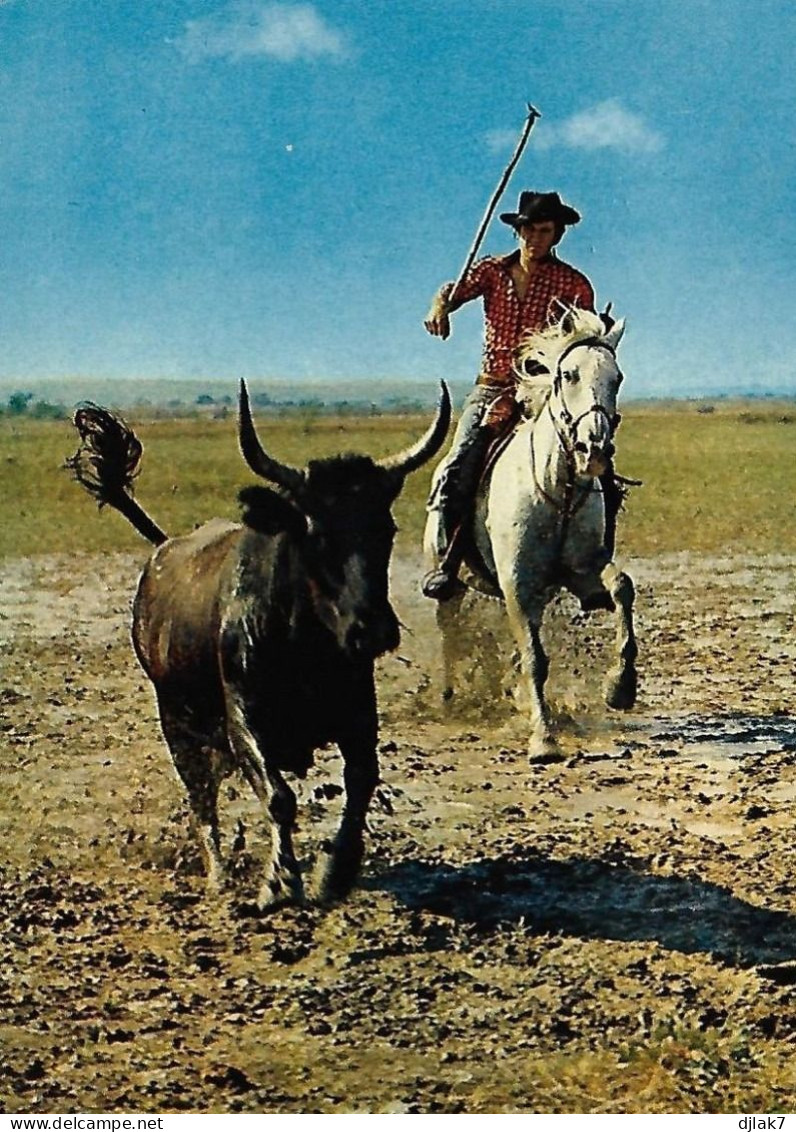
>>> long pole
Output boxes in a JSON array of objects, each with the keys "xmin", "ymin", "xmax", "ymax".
[{"xmin": 448, "ymin": 103, "xmax": 541, "ymax": 307}]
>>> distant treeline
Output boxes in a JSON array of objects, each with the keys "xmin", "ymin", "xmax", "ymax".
[
  {"xmin": 2, "ymin": 385, "xmax": 795, "ymax": 422},
  {"xmin": 1, "ymin": 391, "xmax": 67, "ymax": 420},
  {"xmin": 0, "ymin": 387, "xmax": 457, "ymax": 421}
]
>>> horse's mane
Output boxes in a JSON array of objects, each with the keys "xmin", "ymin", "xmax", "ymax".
[{"xmin": 514, "ymin": 307, "xmax": 612, "ymax": 395}]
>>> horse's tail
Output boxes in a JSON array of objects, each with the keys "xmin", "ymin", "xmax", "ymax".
[{"xmin": 65, "ymin": 404, "xmax": 168, "ymax": 546}]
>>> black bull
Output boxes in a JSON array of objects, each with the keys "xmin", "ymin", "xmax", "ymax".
[{"xmin": 68, "ymin": 381, "xmax": 451, "ymax": 908}]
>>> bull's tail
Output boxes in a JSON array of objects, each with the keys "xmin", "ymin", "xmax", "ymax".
[{"xmin": 66, "ymin": 404, "xmax": 168, "ymax": 546}]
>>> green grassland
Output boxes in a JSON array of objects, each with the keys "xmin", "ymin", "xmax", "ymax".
[{"xmin": 1, "ymin": 403, "xmax": 795, "ymax": 559}]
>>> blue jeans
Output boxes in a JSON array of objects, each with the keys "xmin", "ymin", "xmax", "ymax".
[{"xmin": 428, "ymin": 385, "xmax": 510, "ymax": 555}]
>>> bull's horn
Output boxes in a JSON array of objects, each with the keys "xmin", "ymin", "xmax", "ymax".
[
  {"xmin": 377, "ymin": 382, "xmax": 452, "ymax": 476},
  {"xmin": 238, "ymin": 380, "xmax": 306, "ymax": 494}
]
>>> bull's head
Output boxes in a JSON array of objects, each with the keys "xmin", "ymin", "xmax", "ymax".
[{"xmin": 238, "ymin": 380, "xmax": 451, "ymax": 660}]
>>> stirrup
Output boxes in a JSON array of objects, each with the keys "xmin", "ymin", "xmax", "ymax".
[{"xmin": 421, "ymin": 568, "xmax": 465, "ymax": 602}]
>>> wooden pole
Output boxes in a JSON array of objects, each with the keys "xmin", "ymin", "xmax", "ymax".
[{"xmin": 447, "ymin": 104, "xmax": 541, "ymax": 307}]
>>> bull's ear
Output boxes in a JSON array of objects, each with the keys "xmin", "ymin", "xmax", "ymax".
[{"xmin": 239, "ymin": 486, "xmax": 307, "ymax": 539}]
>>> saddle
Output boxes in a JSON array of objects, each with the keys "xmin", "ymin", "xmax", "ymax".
[{"xmin": 456, "ymin": 423, "xmax": 519, "ymax": 598}]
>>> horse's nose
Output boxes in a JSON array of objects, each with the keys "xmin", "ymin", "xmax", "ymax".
[
  {"xmin": 587, "ymin": 448, "xmax": 609, "ymax": 476},
  {"xmin": 574, "ymin": 439, "xmax": 608, "ymax": 477}
]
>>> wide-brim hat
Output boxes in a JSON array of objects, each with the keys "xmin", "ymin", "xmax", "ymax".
[{"xmin": 499, "ymin": 190, "xmax": 581, "ymax": 228}]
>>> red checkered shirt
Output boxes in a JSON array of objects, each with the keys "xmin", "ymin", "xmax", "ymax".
[{"xmin": 441, "ymin": 251, "xmax": 595, "ymax": 384}]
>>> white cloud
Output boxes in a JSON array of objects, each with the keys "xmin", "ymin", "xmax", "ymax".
[
  {"xmin": 488, "ymin": 100, "xmax": 664, "ymax": 156},
  {"xmin": 562, "ymin": 100, "xmax": 664, "ymax": 152},
  {"xmin": 485, "ymin": 128, "xmax": 521, "ymax": 155},
  {"xmin": 178, "ymin": 2, "xmax": 348, "ymax": 64}
]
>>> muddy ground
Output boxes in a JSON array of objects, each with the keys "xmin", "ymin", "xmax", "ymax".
[{"xmin": 2, "ymin": 548, "xmax": 796, "ymax": 1113}]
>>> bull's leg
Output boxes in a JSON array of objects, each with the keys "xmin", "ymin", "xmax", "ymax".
[
  {"xmin": 503, "ymin": 590, "xmax": 556, "ymax": 759},
  {"xmin": 436, "ymin": 588, "xmax": 466, "ymax": 704},
  {"xmin": 156, "ymin": 695, "xmax": 225, "ymax": 890},
  {"xmin": 319, "ymin": 689, "xmax": 379, "ymax": 904},
  {"xmin": 224, "ymin": 696, "xmax": 304, "ymax": 911},
  {"xmin": 603, "ymin": 564, "xmax": 638, "ymax": 710},
  {"xmin": 318, "ymin": 741, "xmax": 379, "ymax": 904}
]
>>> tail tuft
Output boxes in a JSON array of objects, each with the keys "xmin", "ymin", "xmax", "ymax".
[{"xmin": 66, "ymin": 403, "xmax": 143, "ymax": 506}]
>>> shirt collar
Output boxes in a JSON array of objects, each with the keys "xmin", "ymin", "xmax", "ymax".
[{"xmin": 499, "ymin": 249, "xmax": 555, "ymax": 271}]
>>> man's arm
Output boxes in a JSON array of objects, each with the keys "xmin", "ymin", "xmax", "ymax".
[
  {"xmin": 423, "ymin": 262, "xmax": 488, "ymax": 340},
  {"xmin": 424, "ymin": 285, "xmax": 454, "ymax": 339}
]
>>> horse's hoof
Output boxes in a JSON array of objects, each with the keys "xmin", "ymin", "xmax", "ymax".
[
  {"xmin": 200, "ymin": 858, "xmax": 229, "ymax": 900},
  {"xmin": 203, "ymin": 879, "xmax": 227, "ymax": 905},
  {"xmin": 605, "ymin": 669, "xmax": 637, "ymax": 710},
  {"xmin": 528, "ymin": 735, "xmax": 564, "ymax": 765}
]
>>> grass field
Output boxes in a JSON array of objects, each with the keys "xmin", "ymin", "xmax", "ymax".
[
  {"xmin": 1, "ymin": 402, "xmax": 795, "ymax": 559},
  {"xmin": 3, "ymin": 402, "xmax": 796, "ymax": 1113}
]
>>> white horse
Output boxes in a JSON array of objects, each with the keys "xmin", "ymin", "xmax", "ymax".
[{"xmin": 423, "ymin": 308, "xmax": 637, "ymax": 757}]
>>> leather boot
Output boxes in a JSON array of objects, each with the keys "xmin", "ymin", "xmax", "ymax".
[{"xmin": 421, "ymin": 531, "xmax": 468, "ymax": 600}]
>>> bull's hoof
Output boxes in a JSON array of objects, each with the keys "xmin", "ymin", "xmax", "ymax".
[
  {"xmin": 316, "ymin": 873, "xmax": 358, "ymax": 907},
  {"xmin": 580, "ymin": 591, "xmax": 614, "ymax": 613},
  {"xmin": 315, "ymin": 843, "xmax": 364, "ymax": 906},
  {"xmin": 256, "ymin": 871, "xmax": 305, "ymax": 913},
  {"xmin": 255, "ymin": 891, "xmax": 303, "ymax": 914},
  {"xmin": 605, "ymin": 668, "xmax": 637, "ymax": 710}
]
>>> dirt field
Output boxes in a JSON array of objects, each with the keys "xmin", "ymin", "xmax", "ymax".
[{"xmin": 2, "ymin": 545, "xmax": 796, "ymax": 1113}]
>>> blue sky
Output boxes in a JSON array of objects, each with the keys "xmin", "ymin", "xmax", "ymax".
[{"xmin": 2, "ymin": 0, "xmax": 795, "ymax": 397}]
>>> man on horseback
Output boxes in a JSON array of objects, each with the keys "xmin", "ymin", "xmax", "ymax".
[{"xmin": 422, "ymin": 189, "xmax": 621, "ymax": 601}]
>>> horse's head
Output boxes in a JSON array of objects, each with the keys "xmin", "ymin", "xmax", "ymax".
[{"xmin": 517, "ymin": 308, "xmax": 626, "ymax": 479}]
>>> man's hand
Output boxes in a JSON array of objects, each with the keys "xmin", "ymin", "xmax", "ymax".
[{"xmin": 424, "ymin": 299, "xmax": 451, "ymax": 340}]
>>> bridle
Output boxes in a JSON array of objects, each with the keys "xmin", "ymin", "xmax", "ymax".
[
  {"xmin": 548, "ymin": 337, "xmax": 622, "ymax": 454},
  {"xmin": 529, "ymin": 336, "xmax": 622, "ymax": 519}
]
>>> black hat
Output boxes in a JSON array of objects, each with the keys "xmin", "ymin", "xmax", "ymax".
[{"xmin": 499, "ymin": 190, "xmax": 581, "ymax": 229}]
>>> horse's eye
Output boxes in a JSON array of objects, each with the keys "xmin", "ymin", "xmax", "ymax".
[{"xmin": 564, "ymin": 369, "xmax": 580, "ymax": 385}]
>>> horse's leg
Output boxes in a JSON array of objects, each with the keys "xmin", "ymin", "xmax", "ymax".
[
  {"xmin": 602, "ymin": 563, "xmax": 638, "ymax": 710},
  {"xmin": 503, "ymin": 590, "xmax": 556, "ymax": 758},
  {"xmin": 436, "ymin": 588, "xmax": 466, "ymax": 704}
]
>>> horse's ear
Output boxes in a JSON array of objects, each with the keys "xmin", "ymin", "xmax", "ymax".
[
  {"xmin": 604, "ymin": 317, "xmax": 626, "ymax": 350},
  {"xmin": 600, "ymin": 302, "xmax": 615, "ymax": 331},
  {"xmin": 560, "ymin": 307, "xmax": 577, "ymax": 336}
]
